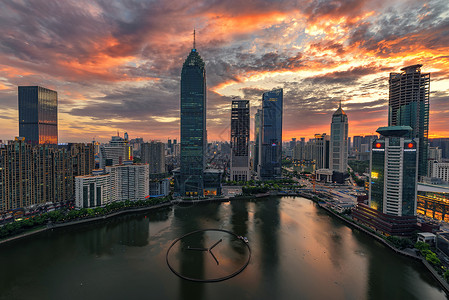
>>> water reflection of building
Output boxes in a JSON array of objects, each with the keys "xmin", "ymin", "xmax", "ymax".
[
  {"xmin": 230, "ymin": 201, "xmax": 248, "ymax": 256},
  {"xmin": 254, "ymin": 198, "xmax": 280, "ymax": 297}
]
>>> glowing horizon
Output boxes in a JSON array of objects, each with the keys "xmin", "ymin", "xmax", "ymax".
[{"xmin": 0, "ymin": 0, "xmax": 448, "ymax": 143}]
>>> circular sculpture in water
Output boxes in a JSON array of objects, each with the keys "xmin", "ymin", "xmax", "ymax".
[{"xmin": 166, "ymin": 229, "xmax": 251, "ymax": 282}]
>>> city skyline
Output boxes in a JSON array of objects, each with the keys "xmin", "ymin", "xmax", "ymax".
[{"xmin": 0, "ymin": 0, "xmax": 448, "ymax": 142}]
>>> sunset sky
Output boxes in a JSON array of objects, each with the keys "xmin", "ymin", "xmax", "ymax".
[{"xmin": 0, "ymin": 0, "xmax": 448, "ymax": 143}]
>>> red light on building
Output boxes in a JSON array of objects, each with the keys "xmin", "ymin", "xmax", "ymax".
[
  {"xmin": 375, "ymin": 143, "xmax": 382, "ymax": 148},
  {"xmin": 408, "ymin": 143, "xmax": 414, "ymax": 148}
]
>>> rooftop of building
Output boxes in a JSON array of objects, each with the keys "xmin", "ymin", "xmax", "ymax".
[
  {"xmin": 376, "ymin": 126, "xmax": 413, "ymax": 137},
  {"xmin": 400, "ymin": 64, "xmax": 423, "ymax": 73}
]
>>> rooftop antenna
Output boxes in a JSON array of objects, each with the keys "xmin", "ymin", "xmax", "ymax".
[{"xmin": 193, "ymin": 29, "xmax": 196, "ymax": 49}]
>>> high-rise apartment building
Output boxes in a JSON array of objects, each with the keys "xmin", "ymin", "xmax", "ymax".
[
  {"xmin": 0, "ymin": 138, "xmax": 94, "ymax": 212},
  {"xmin": 179, "ymin": 42, "xmax": 206, "ymax": 196},
  {"xmin": 141, "ymin": 141, "xmax": 165, "ymax": 174},
  {"xmin": 389, "ymin": 65, "xmax": 430, "ymax": 177},
  {"xmin": 329, "ymin": 102, "xmax": 348, "ymax": 173},
  {"xmin": 259, "ymin": 89, "xmax": 283, "ymax": 180},
  {"xmin": 18, "ymin": 86, "xmax": 58, "ymax": 145},
  {"xmin": 105, "ymin": 161, "xmax": 149, "ymax": 202},
  {"xmin": 75, "ymin": 170, "xmax": 112, "ymax": 208},
  {"xmin": 230, "ymin": 100, "xmax": 250, "ymax": 181}
]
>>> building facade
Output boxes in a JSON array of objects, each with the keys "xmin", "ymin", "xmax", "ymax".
[
  {"xmin": 259, "ymin": 89, "xmax": 283, "ymax": 180},
  {"xmin": 75, "ymin": 170, "xmax": 112, "ymax": 208},
  {"xmin": 389, "ymin": 65, "xmax": 430, "ymax": 177},
  {"xmin": 230, "ymin": 100, "xmax": 250, "ymax": 181},
  {"xmin": 179, "ymin": 45, "xmax": 206, "ymax": 196},
  {"xmin": 329, "ymin": 103, "xmax": 348, "ymax": 173},
  {"xmin": 253, "ymin": 109, "xmax": 262, "ymax": 173},
  {"xmin": 141, "ymin": 141, "xmax": 165, "ymax": 174},
  {"xmin": 105, "ymin": 162, "xmax": 149, "ymax": 202},
  {"xmin": 0, "ymin": 138, "xmax": 94, "ymax": 212},
  {"xmin": 369, "ymin": 126, "xmax": 418, "ymax": 216},
  {"xmin": 18, "ymin": 86, "xmax": 58, "ymax": 145}
]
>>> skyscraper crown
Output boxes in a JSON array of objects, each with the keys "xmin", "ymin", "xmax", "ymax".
[{"xmin": 183, "ymin": 50, "xmax": 205, "ymax": 68}]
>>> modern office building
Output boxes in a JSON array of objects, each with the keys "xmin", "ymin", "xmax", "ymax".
[
  {"xmin": 230, "ymin": 100, "xmax": 250, "ymax": 181},
  {"xmin": 352, "ymin": 126, "xmax": 419, "ymax": 236},
  {"xmin": 314, "ymin": 133, "xmax": 330, "ymax": 170},
  {"xmin": 149, "ymin": 178, "xmax": 170, "ymax": 197},
  {"xmin": 417, "ymin": 183, "xmax": 449, "ymax": 222},
  {"xmin": 259, "ymin": 89, "xmax": 283, "ymax": 180},
  {"xmin": 179, "ymin": 40, "xmax": 207, "ymax": 196},
  {"xmin": 141, "ymin": 141, "xmax": 165, "ymax": 174},
  {"xmin": 253, "ymin": 109, "xmax": 262, "ymax": 173},
  {"xmin": 18, "ymin": 86, "xmax": 58, "ymax": 145},
  {"xmin": 389, "ymin": 65, "xmax": 430, "ymax": 177},
  {"xmin": 430, "ymin": 138, "xmax": 449, "ymax": 159},
  {"xmin": 369, "ymin": 126, "xmax": 418, "ymax": 216},
  {"xmin": 329, "ymin": 102, "xmax": 348, "ymax": 173}
]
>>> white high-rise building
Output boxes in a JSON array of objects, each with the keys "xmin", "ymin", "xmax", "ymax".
[
  {"xmin": 105, "ymin": 161, "xmax": 149, "ymax": 202},
  {"xmin": 75, "ymin": 170, "xmax": 112, "ymax": 208},
  {"xmin": 329, "ymin": 102, "xmax": 349, "ymax": 173}
]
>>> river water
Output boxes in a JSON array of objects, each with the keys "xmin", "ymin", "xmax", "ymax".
[{"xmin": 0, "ymin": 197, "xmax": 447, "ymax": 300}]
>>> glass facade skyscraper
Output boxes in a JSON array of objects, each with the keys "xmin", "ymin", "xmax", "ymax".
[
  {"xmin": 253, "ymin": 109, "xmax": 262, "ymax": 173},
  {"xmin": 259, "ymin": 89, "xmax": 283, "ymax": 180},
  {"xmin": 180, "ymin": 47, "xmax": 206, "ymax": 196},
  {"xmin": 389, "ymin": 65, "xmax": 430, "ymax": 177},
  {"xmin": 19, "ymin": 86, "xmax": 58, "ymax": 145}
]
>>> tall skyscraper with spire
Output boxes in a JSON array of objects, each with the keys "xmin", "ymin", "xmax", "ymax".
[
  {"xmin": 389, "ymin": 64, "xmax": 430, "ymax": 177},
  {"xmin": 329, "ymin": 101, "xmax": 348, "ymax": 173},
  {"xmin": 179, "ymin": 31, "xmax": 207, "ymax": 196}
]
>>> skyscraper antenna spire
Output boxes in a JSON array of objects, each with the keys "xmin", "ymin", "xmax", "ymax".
[
  {"xmin": 193, "ymin": 29, "xmax": 196, "ymax": 49},
  {"xmin": 339, "ymin": 99, "xmax": 342, "ymax": 108}
]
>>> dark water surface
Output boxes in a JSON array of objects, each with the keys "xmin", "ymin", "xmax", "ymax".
[{"xmin": 0, "ymin": 197, "xmax": 447, "ymax": 300}]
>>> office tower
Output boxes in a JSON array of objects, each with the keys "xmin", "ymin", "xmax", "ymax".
[
  {"xmin": 389, "ymin": 64, "xmax": 430, "ymax": 177},
  {"xmin": 18, "ymin": 86, "xmax": 58, "ymax": 144},
  {"xmin": 329, "ymin": 102, "xmax": 348, "ymax": 173},
  {"xmin": 259, "ymin": 89, "xmax": 283, "ymax": 180},
  {"xmin": 253, "ymin": 109, "xmax": 262, "ymax": 173},
  {"xmin": 314, "ymin": 133, "xmax": 330, "ymax": 170},
  {"xmin": 369, "ymin": 126, "xmax": 418, "ymax": 216},
  {"xmin": 179, "ymin": 39, "xmax": 206, "ymax": 196},
  {"xmin": 105, "ymin": 161, "xmax": 149, "ymax": 202},
  {"xmin": 430, "ymin": 138, "xmax": 449, "ymax": 159},
  {"xmin": 352, "ymin": 126, "xmax": 419, "ymax": 236},
  {"xmin": 230, "ymin": 100, "xmax": 250, "ymax": 181},
  {"xmin": 141, "ymin": 141, "xmax": 165, "ymax": 174}
]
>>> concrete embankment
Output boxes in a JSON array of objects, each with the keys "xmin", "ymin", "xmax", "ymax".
[{"xmin": 0, "ymin": 201, "xmax": 173, "ymax": 245}]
